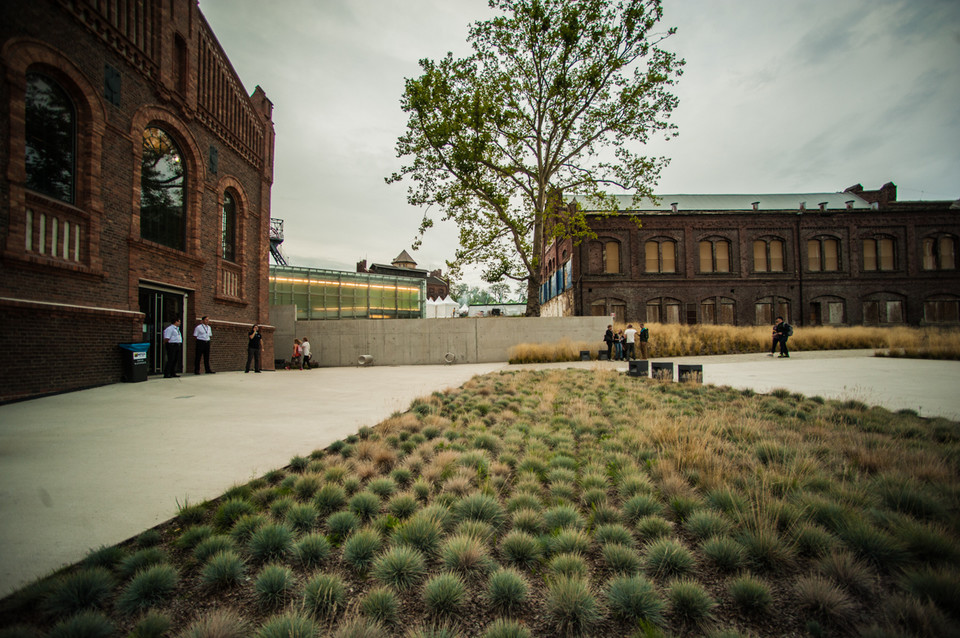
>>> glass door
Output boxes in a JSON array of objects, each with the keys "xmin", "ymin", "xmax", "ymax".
[{"xmin": 139, "ymin": 287, "xmax": 186, "ymax": 375}]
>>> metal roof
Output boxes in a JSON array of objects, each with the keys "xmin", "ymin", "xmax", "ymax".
[{"xmin": 570, "ymin": 192, "xmax": 873, "ymax": 213}]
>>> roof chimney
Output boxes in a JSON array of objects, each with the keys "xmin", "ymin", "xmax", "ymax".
[
  {"xmin": 670, "ymin": 202, "xmax": 678, "ymax": 213},
  {"xmin": 845, "ymin": 200, "xmax": 855, "ymax": 210},
  {"xmin": 818, "ymin": 202, "xmax": 828, "ymax": 212},
  {"xmin": 751, "ymin": 201, "xmax": 759, "ymax": 211},
  {"xmin": 799, "ymin": 201, "xmax": 806, "ymax": 212}
]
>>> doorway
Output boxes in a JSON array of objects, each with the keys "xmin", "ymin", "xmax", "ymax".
[{"xmin": 139, "ymin": 286, "xmax": 187, "ymax": 375}]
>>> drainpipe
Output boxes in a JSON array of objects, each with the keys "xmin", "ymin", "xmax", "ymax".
[{"xmin": 796, "ymin": 210, "xmax": 804, "ymax": 326}]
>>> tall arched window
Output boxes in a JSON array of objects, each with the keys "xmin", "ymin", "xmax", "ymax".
[
  {"xmin": 140, "ymin": 127, "xmax": 186, "ymax": 250},
  {"xmin": 644, "ymin": 239, "xmax": 676, "ymax": 273},
  {"xmin": 808, "ymin": 236, "xmax": 840, "ymax": 272},
  {"xmin": 25, "ymin": 72, "xmax": 76, "ymax": 203},
  {"xmin": 699, "ymin": 238, "xmax": 730, "ymax": 273},
  {"xmin": 921, "ymin": 235, "xmax": 957, "ymax": 271},
  {"xmin": 863, "ymin": 236, "xmax": 895, "ymax": 271},
  {"xmin": 753, "ymin": 238, "xmax": 784, "ymax": 272},
  {"xmin": 221, "ymin": 190, "xmax": 237, "ymax": 262}
]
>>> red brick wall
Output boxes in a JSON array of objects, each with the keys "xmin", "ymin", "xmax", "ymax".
[{"xmin": 0, "ymin": 0, "xmax": 275, "ymax": 400}]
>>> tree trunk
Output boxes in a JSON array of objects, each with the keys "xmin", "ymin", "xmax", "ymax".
[{"xmin": 525, "ymin": 274, "xmax": 541, "ymax": 316}]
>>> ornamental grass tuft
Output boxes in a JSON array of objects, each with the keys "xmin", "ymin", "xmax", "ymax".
[
  {"xmin": 360, "ymin": 586, "xmax": 399, "ymax": 626},
  {"xmin": 254, "ymin": 564, "xmax": 295, "ymax": 610},
  {"xmin": 545, "ymin": 576, "xmax": 602, "ymax": 637},
  {"xmin": 372, "ymin": 546, "xmax": 427, "ymax": 590},
  {"xmin": 303, "ymin": 572, "xmax": 346, "ymax": 619},
  {"xmin": 47, "ymin": 611, "xmax": 114, "ymax": 638},
  {"xmin": 248, "ymin": 523, "xmax": 294, "ymax": 563},
  {"xmin": 255, "ymin": 612, "xmax": 317, "ymax": 638},
  {"xmin": 499, "ymin": 530, "xmax": 542, "ymax": 570},
  {"xmin": 115, "ymin": 564, "xmax": 178, "ymax": 615},
  {"xmin": 423, "ymin": 571, "xmax": 467, "ymax": 618},
  {"xmin": 294, "ymin": 532, "xmax": 332, "ymax": 568},
  {"xmin": 199, "ymin": 550, "xmax": 245, "ymax": 590},
  {"xmin": 606, "ymin": 574, "xmax": 665, "ymax": 624},
  {"xmin": 486, "ymin": 567, "xmax": 529, "ymax": 614},
  {"xmin": 41, "ymin": 567, "xmax": 115, "ymax": 618},
  {"xmin": 642, "ymin": 538, "xmax": 695, "ymax": 579},
  {"xmin": 482, "ymin": 618, "xmax": 531, "ymax": 638},
  {"xmin": 343, "ymin": 528, "xmax": 383, "ymax": 573}
]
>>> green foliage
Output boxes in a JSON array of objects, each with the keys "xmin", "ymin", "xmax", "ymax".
[
  {"xmin": 199, "ymin": 550, "xmax": 245, "ymax": 589},
  {"xmin": 543, "ymin": 505, "xmax": 585, "ymax": 532},
  {"xmin": 666, "ymin": 579, "xmax": 717, "ymax": 627},
  {"xmin": 303, "ymin": 572, "xmax": 346, "ymax": 619},
  {"xmin": 701, "ymin": 535, "xmax": 745, "ymax": 573},
  {"xmin": 602, "ymin": 542, "xmax": 642, "ymax": 575},
  {"xmin": 393, "ymin": 513, "xmax": 444, "ymax": 556},
  {"xmin": 441, "ymin": 533, "xmax": 495, "ymax": 575},
  {"xmin": 81, "ymin": 545, "xmax": 126, "ymax": 570},
  {"xmin": 499, "ymin": 530, "xmax": 542, "ymax": 570},
  {"xmin": 248, "ymin": 523, "xmax": 294, "ymax": 563},
  {"xmin": 482, "ymin": 618, "xmax": 531, "ymax": 638},
  {"xmin": 388, "ymin": 0, "xmax": 682, "ymax": 306},
  {"xmin": 47, "ymin": 611, "xmax": 114, "ymax": 638},
  {"xmin": 193, "ymin": 534, "xmax": 236, "ymax": 563},
  {"xmin": 294, "ymin": 532, "xmax": 332, "ymax": 568},
  {"xmin": 455, "ymin": 493, "xmax": 505, "ymax": 529},
  {"xmin": 117, "ymin": 548, "xmax": 167, "ymax": 580},
  {"xmin": 372, "ymin": 546, "xmax": 427, "ymax": 590},
  {"xmin": 213, "ymin": 497, "xmax": 255, "ymax": 531},
  {"xmin": 128, "ymin": 611, "xmax": 171, "ymax": 638},
  {"xmin": 548, "ymin": 552, "xmax": 590, "ymax": 580},
  {"xmin": 360, "ymin": 586, "xmax": 400, "ymax": 625},
  {"xmin": 423, "ymin": 572, "xmax": 467, "ymax": 617},
  {"xmin": 727, "ymin": 574, "xmax": 773, "ymax": 615},
  {"xmin": 285, "ymin": 502, "xmax": 319, "ymax": 534},
  {"xmin": 254, "ymin": 564, "xmax": 295, "ymax": 610},
  {"xmin": 545, "ymin": 576, "xmax": 602, "ymax": 637},
  {"xmin": 255, "ymin": 612, "xmax": 317, "ymax": 638},
  {"xmin": 594, "ymin": 523, "xmax": 635, "ymax": 548},
  {"xmin": 326, "ymin": 510, "xmax": 361, "ymax": 542},
  {"xmin": 623, "ymin": 494, "xmax": 664, "ymax": 523},
  {"xmin": 343, "ymin": 529, "xmax": 383, "ymax": 572},
  {"xmin": 41, "ymin": 567, "xmax": 115, "ymax": 618},
  {"xmin": 314, "ymin": 483, "xmax": 348, "ymax": 515},
  {"xmin": 115, "ymin": 564, "xmax": 178, "ymax": 615},
  {"xmin": 606, "ymin": 574, "xmax": 665, "ymax": 624},
  {"xmin": 230, "ymin": 513, "xmax": 269, "ymax": 543},
  {"xmin": 642, "ymin": 538, "xmax": 695, "ymax": 579},
  {"xmin": 388, "ymin": 493, "xmax": 420, "ymax": 520},
  {"xmin": 486, "ymin": 568, "xmax": 529, "ymax": 613}
]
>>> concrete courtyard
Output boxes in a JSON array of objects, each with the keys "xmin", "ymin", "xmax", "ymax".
[{"xmin": 1, "ymin": 350, "xmax": 958, "ymax": 597}]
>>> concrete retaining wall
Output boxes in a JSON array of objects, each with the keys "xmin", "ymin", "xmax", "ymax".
[{"xmin": 271, "ymin": 305, "xmax": 608, "ymax": 366}]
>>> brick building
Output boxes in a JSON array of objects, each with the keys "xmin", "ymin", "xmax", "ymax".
[
  {"xmin": 540, "ymin": 183, "xmax": 960, "ymax": 327},
  {"xmin": 357, "ymin": 249, "xmax": 451, "ymax": 301},
  {"xmin": 1, "ymin": 0, "xmax": 276, "ymax": 402}
]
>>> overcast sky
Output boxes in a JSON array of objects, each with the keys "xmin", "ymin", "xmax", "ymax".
[{"xmin": 200, "ymin": 0, "xmax": 960, "ymax": 286}]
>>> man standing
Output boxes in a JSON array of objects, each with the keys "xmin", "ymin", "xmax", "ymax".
[
  {"xmin": 162, "ymin": 318, "xmax": 182, "ymax": 378},
  {"xmin": 638, "ymin": 323, "xmax": 650, "ymax": 360},
  {"xmin": 193, "ymin": 316, "xmax": 215, "ymax": 374},
  {"xmin": 768, "ymin": 316, "xmax": 791, "ymax": 358},
  {"xmin": 623, "ymin": 324, "xmax": 637, "ymax": 360},
  {"xmin": 246, "ymin": 324, "xmax": 262, "ymax": 373},
  {"xmin": 300, "ymin": 336, "xmax": 312, "ymax": 370},
  {"xmin": 603, "ymin": 325, "xmax": 614, "ymax": 360}
]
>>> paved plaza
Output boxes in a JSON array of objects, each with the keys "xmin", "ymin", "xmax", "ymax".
[{"xmin": 1, "ymin": 351, "xmax": 959, "ymax": 596}]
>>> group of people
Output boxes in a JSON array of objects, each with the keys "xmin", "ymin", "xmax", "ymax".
[
  {"xmin": 159, "ymin": 318, "xmax": 309, "ymax": 377},
  {"xmin": 290, "ymin": 337, "xmax": 313, "ymax": 370},
  {"xmin": 603, "ymin": 323, "xmax": 649, "ymax": 361}
]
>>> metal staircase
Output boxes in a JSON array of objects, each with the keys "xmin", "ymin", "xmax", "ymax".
[{"xmin": 269, "ymin": 218, "xmax": 287, "ymax": 265}]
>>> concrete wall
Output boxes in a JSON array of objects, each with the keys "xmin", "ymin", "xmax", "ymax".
[{"xmin": 271, "ymin": 306, "xmax": 608, "ymax": 366}]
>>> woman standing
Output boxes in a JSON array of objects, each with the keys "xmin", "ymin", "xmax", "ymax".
[{"xmin": 246, "ymin": 324, "xmax": 262, "ymax": 373}]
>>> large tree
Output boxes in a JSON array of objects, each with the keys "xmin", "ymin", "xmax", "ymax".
[{"xmin": 388, "ymin": 0, "xmax": 683, "ymax": 315}]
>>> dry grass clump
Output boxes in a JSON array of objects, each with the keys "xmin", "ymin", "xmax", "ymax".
[
  {"xmin": 3, "ymin": 368, "xmax": 959, "ymax": 637},
  {"xmin": 508, "ymin": 324, "xmax": 960, "ymax": 362}
]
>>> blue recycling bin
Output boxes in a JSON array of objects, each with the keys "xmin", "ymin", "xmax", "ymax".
[{"xmin": 119, "ymin": 342, "xmax": 151, "ymax": 382}]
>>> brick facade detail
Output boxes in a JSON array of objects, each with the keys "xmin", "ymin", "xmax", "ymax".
[
  {"xmin": 541, "ymin": 185, "xmax": 960, "ymax": 327},
  {"xmin": 1, "ymin": 0, "xmax": 276, "ymax": 402}
]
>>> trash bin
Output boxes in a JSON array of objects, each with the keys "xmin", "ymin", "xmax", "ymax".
[{"xmin": 119, "ymin": 342, "xmax": 150, "ymax": 382}]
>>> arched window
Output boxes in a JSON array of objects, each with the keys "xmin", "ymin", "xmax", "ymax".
[
  {"xmin": 646, "ymin": 297, "xmax": 681, "ymax": 324},
  {"xmin": 603, "ymin": 241, "xmax": 621, "ymax": 274},
  {"xmin": 221, "ymin": 190, "xmax": 237, "ymax": 262},
  {"xmin": 807, "ymin": 236, "xmax": 840, "ymax": 272},
  {"xmin": 863, "ymin": 293, "xmax": 904, "ymax": 324},
  {"xmin": 140, "ymin": 127, "xmax": 186, "ymax": 250},
  {"xmin": 921, "ymin": 235, "xmax": 957, "ymax": 271},
  {"xmin": 644, "ymin": 239, "xmax": 676, "ymax": 273},
  {"xmin": 753, "ymin": 238, "xmax": 785, "ymax": 272},
  {"xmin": 699, "ymin": 238, "xmax": 730, "ymax": 273},
  {"xmin": 810, "ymin": 296, "xmax": 845, "ymax": 325},
  {"xmin": 863, "ymin": 236, "xmax": 895, "ymax": 271},
  {"xmin": 25, "ymin": 72, "xmax": 75, "ymax": 203},
  {"xmin": 755, "ymin": 296, "xmax": 790, "ymax": 325},
  {"xmin": 701, "ymin": 297, "xmax": 735, "ymax": 325}
]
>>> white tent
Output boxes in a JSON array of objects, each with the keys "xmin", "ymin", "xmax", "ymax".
[
  {"xmin": 434, "ymin": 295, "xmax": 459, "ymax": 318},
  {"xmin": 425, "ymin": 298, "xmax": 438, "ymax": 319}
]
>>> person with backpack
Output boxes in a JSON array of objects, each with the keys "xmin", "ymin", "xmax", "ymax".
[{"xmin": 768, "ymin": 316, "xmax": 792, "ymax": 358}]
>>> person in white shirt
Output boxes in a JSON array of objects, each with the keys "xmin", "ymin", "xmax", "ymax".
[
  {"xmin": 623, "ymin": 324, "xmax": 637, "ymax": 360},
  {"xmin": 300, "ymin": 336, "xmax": 312, "ymax": 370},
  {"xmin": 162, "ymin": 318, "xmax": 182, "ymax": 378},
  {"xmin": 193, "ymin": 315, "xmax": 215, "ymax": 375}
]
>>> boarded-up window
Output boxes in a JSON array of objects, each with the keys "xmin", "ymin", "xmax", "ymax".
[
  {"xmin": 886, "ymin": 300, "xmax": 903, "ymax": 323},
  {"xmin": 922, "ymin": 238, "xmax": 936, "ymax": 270},
  {"xmin": 823, "ymin": 238, "xmax": 839, "ymax": 271},
  {"xmin": 715, "ymin": 241, "xmax": 730, "ymax": 272},
  {"xmin": 646, "ymin": 302, "xmax": 660, "ymax": 323},
  {"xmin": 645, "ymin": 241, "xmax": 659, "ymax": 273},
  {"xmin": 699, "ymin": 241, "xmax": 712, "ymax": 272},
  {"xmin": 591, "ymin": 301, "xmax": 606, "ymax": 316},
  {"xmin": 662, "ymin": 241, "xmax": 676, "ymax": 273},
  {"xmin": 719, "ymin": 301, "xmax": 735, "ymax": 324},
  {"xmin": 604, "ymin": 241, "xmax": 620, "ymax": 274},
  {"xmin": 755, "ymin": 302, "xmax": 772, "ymax": 325},
  {"xmin": 770, "ymin": 240, "xmax": 784, "ymax": 271},
  {"xmin": 700, "ymin": 239, "xmax": 730, "ymax": 273},
  {"xmin": 879, "ymin": 238, "xmax": 894, "ymax": 270},
  {"xmin": 665, "ymin": 303, "xmax": 680, "ymax": 324},
  {"xmin": 753, "ymin": 240, "xmax": 767, "ymax": 272},
  {"xmin": 827, "ymin": 302, "xmax": 843, "ymax": 324},
  {"xmin": 863, "ymin": 239, "xmax": 877, "ymax": 271},
  {"xmin": 925, "ymin": 299, "xmax": 960, "ymax": 323},
  {"xmin": 863, "ymin": 301, "xmax": 880, "ymax": 324},
  {"xmin": 940, "ymin": 236, "xmax": 956, "ymax": 270},
  {"xmin": 701, "ymin": 300, "xmax": 715, "ymax": 324},
  {"xmin": 807, "ymin": 240, "xmax": 821, "ymax": 272}
]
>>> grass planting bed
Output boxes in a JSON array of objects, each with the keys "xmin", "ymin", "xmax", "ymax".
[{"xmin": 2, "ymin": 369, "xmax": 959, "ymax": 637}]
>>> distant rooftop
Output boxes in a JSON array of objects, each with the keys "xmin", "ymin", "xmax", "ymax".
[{"xmin": 571, "ymin": 191, "xmax": 874, "ymax": 213}]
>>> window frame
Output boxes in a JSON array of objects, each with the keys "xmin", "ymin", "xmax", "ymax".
[
  {"xmin": 862, "ymin": 236, "xmax": 896, "ymax": 272},
  {"xmin": 24, "ymin": 71, "xmax": 77, "ymax": 204},
  {"xmin": 221, "ymin": 189, "xmax": 237, "ymax": 262},
  {"xmin": 921, "ymin": 234, "xmax": 957, "ymax": 271},
  {"xmin": 139, "ymin": 126, "xmax": 188, "ymax": 252},
  {"xmin": 644, "ymin": 238, "xmax": 677, "ymax": 274},
  {"xmin": 698, "ymin": 237, "xmax": 731, "ymax": 274},
  {"xmin": 752, "ymin": 237, "xmax": 785, "ymax": 273},
  {"xmin": 602, "ymin": 240, "xmax": 621, "ymax": 275},
  {"xmin": 807, "ymin": 235, "xmax": 841, "ymax": 272}
]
